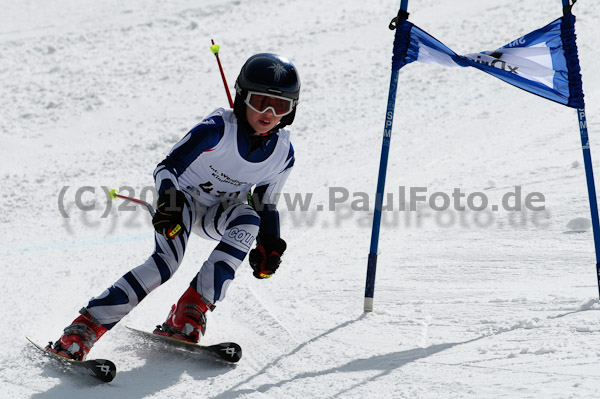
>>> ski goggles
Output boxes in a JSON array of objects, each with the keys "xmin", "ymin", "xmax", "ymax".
[{"xmin": 244, "ymin": 91, "xmax": 295, "ymax": 117}]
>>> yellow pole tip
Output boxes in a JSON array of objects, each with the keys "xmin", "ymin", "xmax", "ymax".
[{"xmin": 210, "ymin": 44, "xmax": 220, "ymax": 54}]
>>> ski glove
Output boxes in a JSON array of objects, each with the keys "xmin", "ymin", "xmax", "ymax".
[
  {"xmin": 152, "ymin": 188, "xmax": 186, "ymax": 239},
  {"xmin": 249, "ymin": 235, "xmax": 287, "ymax": 279}
]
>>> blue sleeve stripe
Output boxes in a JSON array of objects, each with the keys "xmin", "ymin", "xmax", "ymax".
[
  {"xmin": 253, "ymin": 183, "xmax": 280, "ymax": 235},
  {"xmin": 153, "ymin": 165, "xmax": 167, "ymax": 180},
  {"xmin": 158, "ymin": 116, "xmax": 225, "ymax": 179},
  {"xmin": 257, "ymin": 209, "xmax": 280, "ymax": 237},
  {"xmin": 157, "ymin": 179, "xmax": 176, "ymax": 196}
]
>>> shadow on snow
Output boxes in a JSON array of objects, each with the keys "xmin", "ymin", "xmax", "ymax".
[{"xmin": 213, "ymin": 315, "xmax": 486, "ymax": 399}]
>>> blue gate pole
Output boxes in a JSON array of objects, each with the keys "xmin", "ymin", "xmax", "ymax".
[
  {"xmin": 364, "ymin": 70, "xmax": 399, "ymax": 313},
  {"xmin": 575, "ymin": 108, "xmax": 600, "ymax": 298},
  {"xmin": 364, "ymin": 0, "xmax": 409, "ymax": 313}
]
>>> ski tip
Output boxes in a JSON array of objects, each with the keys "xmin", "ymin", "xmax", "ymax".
[
  {"xmin": 95, "ymin": 360, "xmax": 117, "ymax": 382},
  {"xmin": 215, "ymin": 342, "xmax": 243, "ymax": 363}
]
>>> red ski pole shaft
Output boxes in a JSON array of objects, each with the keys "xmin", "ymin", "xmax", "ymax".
[
  {"xmin": 109, "ymin": 189, "xmax": 156, "ymax": 216},
  {"xmin": 210, "ymin": 39, "xmax": 234, "ymax": 108}
]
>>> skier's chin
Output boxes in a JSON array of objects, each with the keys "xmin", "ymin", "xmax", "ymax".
[
  {"xmin": 257, "ymin": 126, "xmax": 274, "ymax": 134},
  {"xmin": 253, "ymin": 121, "xmax": 277, "ymax": 134}
]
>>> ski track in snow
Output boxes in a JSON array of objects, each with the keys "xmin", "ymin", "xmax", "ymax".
[{"xmin": 2, "ymin": 0, "xmax": 600, "ymax": 397}]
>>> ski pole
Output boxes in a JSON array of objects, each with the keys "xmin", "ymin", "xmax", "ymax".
[
  {"xmin": 109, "ymin": 189, "xmax": 155, "ymax": 216},
  {"xmin": 210, "ymin": 39, "xmax": 234, "ymax": 108},
  {"xmin": 109, "ymin": 189, "xmax": 183, "ymax": 238},
  {"xmin": 108, "ymin": 189, "xmax": 182, "ymax": 238}
]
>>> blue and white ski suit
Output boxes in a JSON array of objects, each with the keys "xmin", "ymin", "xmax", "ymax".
[{"xmin": 86, "ymin": 108, "xmax": 294, "ymax": 329}]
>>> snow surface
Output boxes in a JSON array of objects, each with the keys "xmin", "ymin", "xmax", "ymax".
[{"xmin": 2, "ymin": 0, "xmax": 600, "ymax": 397}]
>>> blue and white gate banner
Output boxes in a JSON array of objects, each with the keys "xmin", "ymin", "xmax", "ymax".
[{"xmin": 392, "ymin": 14, "xmax": 584, "ymax": 108}]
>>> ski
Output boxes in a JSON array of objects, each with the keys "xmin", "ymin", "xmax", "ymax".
[
  {"xmin": 26, "ymin": 336, "xmax": 116, "ymax": 382},
  {"xmin": 126, "ymin": 326, "xmax": 242, "ymax": 363}
]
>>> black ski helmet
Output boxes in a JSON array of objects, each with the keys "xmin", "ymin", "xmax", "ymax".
[{"xmin": 234, "ymin": 53, "xmax": 301, "ymax": 130}]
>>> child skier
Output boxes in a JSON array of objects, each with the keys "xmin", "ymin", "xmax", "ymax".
[{"xmin": 48, "ymin": 53, "xmax": 300, "ymax": 361}]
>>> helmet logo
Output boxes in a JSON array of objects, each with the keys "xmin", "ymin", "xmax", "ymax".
[{"xmin": 268, "ymin": 63, "xmax": 288, "ymax": 82}]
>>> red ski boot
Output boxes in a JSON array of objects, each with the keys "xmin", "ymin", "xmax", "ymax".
[
  {"xmin": 47, "ymin": 308, "xmax": 108, "ymax": 361},
  {"xmin": 154, "ymin": 286, "xmax": 212, "ymax": 343}
]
